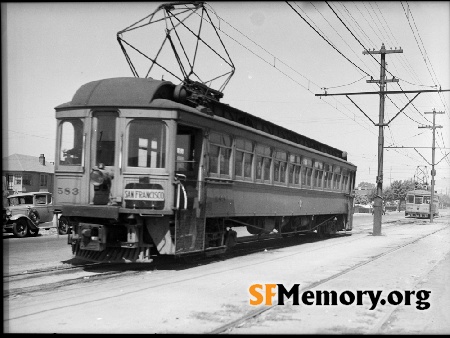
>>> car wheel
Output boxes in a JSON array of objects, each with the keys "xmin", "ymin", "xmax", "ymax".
[
  {"xmin": 12, "ymin": 219, "xmax": 28, "ymax": 238},
  {"xmin": 28, "ymin": 227, "xmax": 40, "ymax": 237},
  {"xmin": 58, "ymin": 216, "xmax": 69, "ymax": 235}
]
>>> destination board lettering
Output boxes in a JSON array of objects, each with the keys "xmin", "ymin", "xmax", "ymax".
[{"xmin": 124, "ymin": 189, "xmax": 165, "ymax": 201}]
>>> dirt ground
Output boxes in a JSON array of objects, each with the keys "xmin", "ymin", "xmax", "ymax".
[{"xmin": 4, "ymin": 210, "xmax": 450, "ymax": 334}]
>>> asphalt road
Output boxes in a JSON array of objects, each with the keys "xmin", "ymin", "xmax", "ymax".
[
  {"xmin": 3, "ymin": 211, "xmax": 407, "ymax": 275},
  {"xmin": 4, "ymin": 210, "xmax": 449, "ymax": 334}
]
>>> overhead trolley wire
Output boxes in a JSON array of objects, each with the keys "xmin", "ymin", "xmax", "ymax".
[
  {"xmin": 204, "ymin": 2, "xmax": 378, "ymax": 136},
  {"xmin": 286, "ymin": 1, "xmax": 371, "ymax": 77},
  {"xmin": 308, "ymin": 2, "xmax": 376, "ymax": 79},
  {"xmin": 401, "ymin": 1, "xmax": 450, "ymax": 118},
  {"xmin": 338, "ymin": 2, "xmax": 435, "ymax": 124},
  {"xmin": 327, "ymin": 1, "xmax": 434, "ymax": 127}
]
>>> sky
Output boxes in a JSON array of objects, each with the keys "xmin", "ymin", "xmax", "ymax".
[{"xmin": 2, "ymin": 1, "xmax": 450, "ymax": 194}]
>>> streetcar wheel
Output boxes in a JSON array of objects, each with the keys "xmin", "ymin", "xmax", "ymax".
[
  {"xmin": 28, "ymin": 227, "xmax": 40, "ymax": 237},
  {"xmin": 58, "ymin": 216, "xmax": 69, "ymax": 235},
  {"xmin": 13, "ymin": 220, "xmax": 28, "ymax": 238},
  {"xmin": 316, "ymin": 225, "xmax": 326, "ymax": 239}
]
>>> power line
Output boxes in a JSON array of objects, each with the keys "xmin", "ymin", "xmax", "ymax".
[
  {"xmin": 308, "ymin": 2, "xmax": 377, "ymax": 80},
  {"xmin": 204, "ymin": 3, "xmax": 378, "ymax": 135},
  {"xmin": 401, "ymin": 1, "xmax": 450, "ymax": 118},
  {"xmin": 286, "ymin": 1, "xmax": 372, "ymax": 77},
  {"xmin": 5, "ymin": 129, "xmax": 55, "ymax": 141}
]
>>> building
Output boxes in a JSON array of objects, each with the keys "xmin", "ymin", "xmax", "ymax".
[{"xmin": 2, "ymin": 154, "xmax": 54, "ymax": 195}]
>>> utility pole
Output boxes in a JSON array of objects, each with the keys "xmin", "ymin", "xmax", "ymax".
[
  {"xmin": 419, "ymin": 109, "xmax": 444, "ymax": 223},
  {"xmin": 363, "ymin": 43, "xmax": 403, "ymax": 236},
  {"xmin": 314, "ymin": 44, "xmax": 449, "ymax": 235}
]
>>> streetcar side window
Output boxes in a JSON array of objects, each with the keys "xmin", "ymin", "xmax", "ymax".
[
  {"xmin": 323, "ymin": 163, "xmax": 333, "ymax": 189},
  {"xmin": 333, "ymin": 166, "xmax": 341, "ymax": 190},
  {"xmin": 273, "ymin": 150, "xmax": 287, "ymax": 185},
  {"xmin": 423, "ymin": 196, "xmax": 430, "ymax": 204},
  {"xmin": 342, "ymin": 169, "xmax": 349, "ymax": 192},
  {"xmin": 289, "ymin": 154, "xmax": 301, "ymax": 186},
  {"xmin": 127, "ymin": 120, "xmax": 166, "ymax": 168},
  {"xmin": 255, "ymin": 144, "xmax": 272, "ymax": 183},
  {"xmin": 313, "ymin": 161, "xmax": 324, "ymax": 188},
  {"xmin": 59, "ymin": 119, "xmax": 84, "ymax": 166},
  {"xmin": 209, "ymin": 132, "xmax": 232, "ymax": 178},
  {"xmin": 235, "ymin": 138, "xmax": 253, "ymax": 181},
  {"xmin": 301, "ymin": 157, "xmax": 313, "ymax": 188}
]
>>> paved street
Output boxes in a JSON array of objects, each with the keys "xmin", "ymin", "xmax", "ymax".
[
  {"xmin": 3, "ymin": 210, "xmax": 450, "ymax": 334},
  {"xmin": 3, "ymin": 211, "xmax": 408, "ymax": 275}
]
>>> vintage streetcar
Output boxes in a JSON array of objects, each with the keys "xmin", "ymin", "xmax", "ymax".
[
  {"xmin": 405, "ymin": 189, "xmax": 439, "ymax": 218},
  {"xmin": 54, "ymin": 77, "xmax": 357, "ymax": 263}
]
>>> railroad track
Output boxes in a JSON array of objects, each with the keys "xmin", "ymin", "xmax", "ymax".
[
  {"xmin": 3, "ymin": 232, "xmax": 330, "ymax": 299},
  {"xmin": 3, "ymin": 217, "xmax": 425, "ymax": 299},
  {"xmin": 208, "ymin": 222, "xmax": 450, "ymax": 334},
  {"xmin": 5, "ymin": 216, "xmax": 448, "ymax": 334}
]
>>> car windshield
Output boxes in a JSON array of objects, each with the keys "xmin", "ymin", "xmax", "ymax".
[{"xmin": 8, "ymin": 195, "xmax": 34, "ymax": 206}]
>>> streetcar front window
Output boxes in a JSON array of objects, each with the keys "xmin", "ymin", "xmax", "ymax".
[
  {"xmin": 60, "ymin": 119, "xmax": 84, "ymax": 166},
  {"xmin": 407, "ymin": 195, "xmax": 414, "ymax": 203},
  {"xmin": 93, "ymin": 113, "xmax": 116, "ymax": 167},
  {"xmin": 415, "ymin": 196, "xmax": 423, "ymax": 204},
  {"xmin": 128, "ymin": 120, "xmax": 166, "ymax": 168}
]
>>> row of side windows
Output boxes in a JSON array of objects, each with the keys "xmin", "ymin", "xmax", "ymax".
[{"xmin": 208, "ymin": 132, "xmax": 352, "ymax": 192}]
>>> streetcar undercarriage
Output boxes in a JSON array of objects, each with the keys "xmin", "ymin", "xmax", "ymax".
[{"xmin": 67, "ymin": 212, "xmax": 351, "ymax": 263}]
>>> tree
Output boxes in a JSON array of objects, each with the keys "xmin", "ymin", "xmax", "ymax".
[
  {"xmin": 357, "ymin": 181, "xmax": 376, "ymax": 190},
  {"xmin": 439, "ymin": 194, "xmax": 450, "ymax": 208},
  {"xmin": 388, "ymin": 179, "xmax": 415, "ymax": 202},
  {"xmin": 382, "ymin": 187, "xmax": 395, "ymax": 201},
  {"xmin": 355, "ymin": 194, "xmax": 370, "ymax": 205}
]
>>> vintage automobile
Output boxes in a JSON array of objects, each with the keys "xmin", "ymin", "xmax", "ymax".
[{"xmin": 3, "ymin": 192, "xmax": 57, "ymax": 237}]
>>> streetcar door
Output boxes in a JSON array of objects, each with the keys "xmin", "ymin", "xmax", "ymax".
[
  {"xmin": 174, "ymin": 125, "xmax": 205, "ymax": 254},
  {"xmin": 90, "ymin": 112, "xmax": 118, "ymax": 205}
]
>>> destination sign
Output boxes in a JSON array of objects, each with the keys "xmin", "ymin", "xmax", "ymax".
[{"xmin": 124, "ymin": 189, "xmax": 165, "ymax": 201}]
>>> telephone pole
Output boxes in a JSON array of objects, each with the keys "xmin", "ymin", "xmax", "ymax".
[
  {"xmin": 363, "ymin": 43, "xmax": 402, "ymax": 236},
  {"xmin": 419, "ymin": 109, "xmax": 444, "ymax": 223},
  {"xmin": 314, "ymin": 43, "xmax": 450, "ymax": 236}
]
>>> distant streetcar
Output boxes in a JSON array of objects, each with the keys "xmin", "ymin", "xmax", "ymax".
[
  {"xmin": 405, "ymin": 189, "xmax": 439, "ymax": 218},
  {"xmin": 54, "ymin": 77, "xmax": 357, "ymax": 263}
]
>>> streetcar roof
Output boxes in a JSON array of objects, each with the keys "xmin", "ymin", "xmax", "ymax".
[
  {"xmin": 55, "ymin": 77, "xmax": 352, "ymax": 163},
  {"xmin": 55, "ymin": 77, "xmax": 177, "ymax": 109}
]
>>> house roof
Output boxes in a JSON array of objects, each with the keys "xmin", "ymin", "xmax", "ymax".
[{"xmin": 2, "ymin": 154, "xmax": 54, "ymax": 174}]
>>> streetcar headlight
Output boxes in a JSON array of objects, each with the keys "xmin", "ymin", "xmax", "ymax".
[
  {"xmin": 6, "ymin": 208, "xmax": 11, "ymax": 217},
  {"xmin": 90, "ymin": 169, "xmax": 105, "ymax": 186}
]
